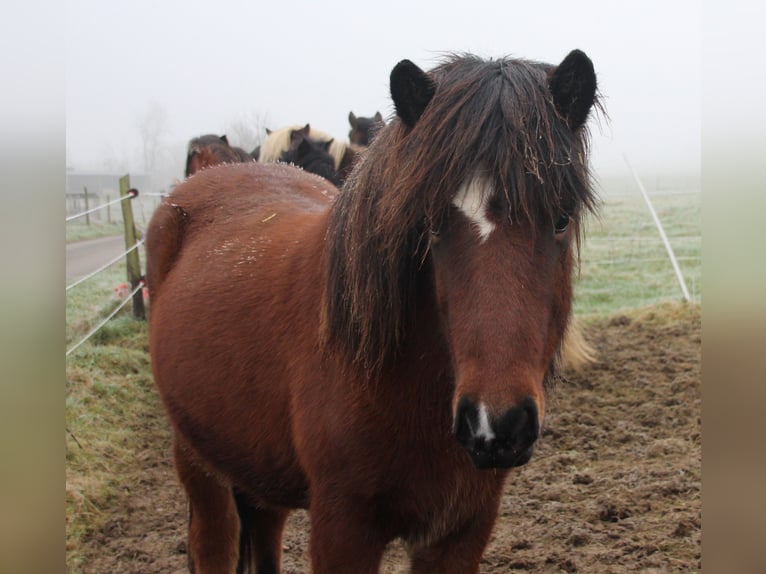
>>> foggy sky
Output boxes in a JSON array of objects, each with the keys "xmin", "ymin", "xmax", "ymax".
[{"xmin": 66, "ymin": 0, "xmax": 700, "ymax": 180}]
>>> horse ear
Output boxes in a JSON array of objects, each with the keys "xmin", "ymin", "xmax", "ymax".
[
  {"xmin": 374, "ymin": 111, "xmax": 383, "ymax": 123},
  {"xmin": 348, "ymin": 112, "xmax": 357, "ymax": 128},
  {"xmin": 322, "ymin": 138, "xmax": 334, "ymax": 151},
  {"xmin": 390, "ymin": 59, "xmax": 435, "ymax": 128},
  {"xmin": 220, "ymin": 134, "xmax": 229, "ymax": 144},
  {"xmin": 265, "ymin": 128, "xmax": 273, "ymax": 135},
  {"xmin": 289, "ymin": 129, "xmax": 306, "ymax": 150},
  {"xmin": 549, "ymin": 49, "xmax": 597, "ymax": 130}
]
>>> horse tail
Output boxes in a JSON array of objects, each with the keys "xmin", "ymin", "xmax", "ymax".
[
  {"xmin": 559, "ymin": 315, "xmax": 597, "ymax": 372},
  {"xmin": 144, "ymin": 200, "xmax": 189, "ymax": 302},
  {"xmin": 234, "ymin": 491, "xmax": 257, "ymax": 573}
]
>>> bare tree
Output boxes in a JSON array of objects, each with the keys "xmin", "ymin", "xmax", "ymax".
[
  {"xmin": 223, "ymin": 110, "xmax": 271, "ymax": 154},
  {"xmin": 100, "ymin": 141, "xmax": 130, "ymax": 172},
  {"xmin": 137, "ymin": 101, "xmax": 170, "ymax": 172}
]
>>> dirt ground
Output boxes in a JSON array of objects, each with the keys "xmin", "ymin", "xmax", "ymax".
[{"xmin": 82, "ymin": 304, "xmax": 700, "ymax": 573}]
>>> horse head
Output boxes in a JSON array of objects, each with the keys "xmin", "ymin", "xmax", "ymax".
[
  {"xmin": 328, "ymin": 52, "xmax": 598, "ymax": 470},
  {"xmin": 185, "ymin": 134, "xmax": 244, "ymax": 177},
  {"xmin": 348, "ymin": 111, "xmax": 385, "ymax": 146},
  {"xmin": 393, "ymin": 52, "xmax": 598, "ymax": 469}
]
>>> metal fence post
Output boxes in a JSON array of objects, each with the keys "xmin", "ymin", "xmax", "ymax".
[
  {"xmin": 119, "ymin": 175, "xmax": 146, "ymax": 320},
  {"xmin": 623, "ymin": 155, "xmax": 691, "ymax": 303}
]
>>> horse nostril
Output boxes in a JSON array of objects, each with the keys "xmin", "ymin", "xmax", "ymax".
[
  {"xmin": 453, "ymin": 397, "xmax": 539, "ymax": 469},
  {"xmin": 494, "ymin": 398, "xmax": 539, "ymax": 450}
]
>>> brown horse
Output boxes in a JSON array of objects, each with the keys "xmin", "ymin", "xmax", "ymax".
[
  {"xmin": 184, "ymin": 134, "xmax": 253, "ymax": 177},
  {"xmin": 146, "ymin": 49, "xmax": 599, "ymax": 573},
  {"xmin": 348, "ymin": 110, "xmax": 385, "ymax": 146}
]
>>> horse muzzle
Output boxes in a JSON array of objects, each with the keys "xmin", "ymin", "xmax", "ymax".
[{"xmin": 453, "ymin": 396, "xmax": 540, "ymax": 469}]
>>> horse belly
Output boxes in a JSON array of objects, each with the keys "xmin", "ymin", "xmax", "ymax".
[{"xmin": 153, "ymin": 325, "xmax": 310, "ymax": 507}]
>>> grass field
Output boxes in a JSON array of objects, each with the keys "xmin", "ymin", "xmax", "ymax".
[
  {"xmin": 66, "ymin": 266, "xmax": 157, "ymax": 571},
  {"xmin": 64, "ymin": 179, "xmax": 700, "ymax": 571},
  {"xmin": 574, "ymin": 188, "xmax": 701, "ymax": 316}
]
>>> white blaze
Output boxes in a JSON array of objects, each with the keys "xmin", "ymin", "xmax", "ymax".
[
  {"xmin": 452, "ymin": 177, "xmax": 495, "ymax": 243},
  {"xmin": 475, "ymin": 403, "xmax": 496, "ymax": 441}
]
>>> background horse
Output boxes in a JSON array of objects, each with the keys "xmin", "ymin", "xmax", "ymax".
[
  {"xmin": 348, "ymin": 110, "xmax": 385, "ymax": 146},
  {"xmin": 146, "ymin": 49, "xmax": 598, "ymax": 573},
  {"xmin": 279, "ymin": 125, "xmax": 342, "ymax": 187},
  {"xmin": 184, "ymin": 134, "xmax": 253, "ymax": 177},
  {"xmin": 258, "ymin": 124, "xmax": 361, "ymax": 185}
]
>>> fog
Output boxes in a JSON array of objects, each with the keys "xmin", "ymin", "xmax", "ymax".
[{"xmin": 66, "ymin": 0, "xmax": 700, "ymax": 186}]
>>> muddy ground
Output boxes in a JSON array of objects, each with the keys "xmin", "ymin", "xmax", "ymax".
[{"xmin": 81, "ymin": 304, "xmax": 700, "ymax": 573}]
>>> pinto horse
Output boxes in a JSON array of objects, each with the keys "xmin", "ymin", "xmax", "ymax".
[
  {"xmin": 146, "ymin": 50, "xmax": 599, "ymax": 573},
  {"xmin": 184, "ymin": 134, "xmax": 253, "ymax": 177},
  {"xmin": 348, "ymin": 110, "xmax": 385, "ymax": 146},
  {"xmin": 258, "ymin": 124, "xmax": 361, "ymax": 185},
  {"xmin": 279, "ymin": 125, "xmax": 342, "ymax": 188}
]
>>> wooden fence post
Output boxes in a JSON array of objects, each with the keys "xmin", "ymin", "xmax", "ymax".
[
  {"xmin": 106, "ymin": 194, "xmax": 112, "ymax": 224},
  {"xmin": 83, "ymin": 186, "xmax": 90, "ymax": 226},
  {"xmin": 119, "ymin": 175, "xmax": 146, "ymax": 320}
]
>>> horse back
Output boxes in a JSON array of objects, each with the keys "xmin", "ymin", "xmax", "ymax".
[{"xmin": 145, "ymin": 162, "xmax": 336, "ymax": 301}]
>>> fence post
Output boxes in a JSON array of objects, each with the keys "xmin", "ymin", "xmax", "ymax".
[
  {"xmin": 119, "ymin": 175, "xmax": 146, "ymax": 320},
  {"xmin": 83, "ymin": 186, "xmax": 90, "ymax": 226},
  {"xmin": 106, "ymin": 194, "xmax": 111, "ymax": 224}
]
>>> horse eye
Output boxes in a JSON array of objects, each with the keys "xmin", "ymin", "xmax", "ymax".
[{"xmin": 554, "ymin": 213, "xmax": 570, "ymax": 235}]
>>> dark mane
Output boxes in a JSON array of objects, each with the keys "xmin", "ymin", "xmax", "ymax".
[{"xmin": 324, "ymin": 54, "xmax": 599, "ymax": 372}]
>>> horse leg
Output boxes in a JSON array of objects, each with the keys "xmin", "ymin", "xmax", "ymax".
[
  {"xmin": 408, "ymin": 501, "xmax": 500, "ymax": 574},
  {"xmin": 174, "ymin": 438, "xmax": 240, "ymax": 574},
  {"xmin": 308, "ymin": 495, "xmax": 388, "ymax": 574},
  {"xmin": 234, "ymin": 492, "xmax": 289, "ymax": 574}
]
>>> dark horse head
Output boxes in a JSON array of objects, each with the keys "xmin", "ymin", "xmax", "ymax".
[
  {"xmin": 348, "ymin": 111, "xmax": 385, "ymax": 146},
  {"xmin": 185, "ymin": 134, "xmax": 252, "ymax": 177},
  {"xmin": 280, "ymin": 125, "xmax": 342, "ymax": 188},
  {"xmin": 326, "ymin": 51, "xmax": 599, "ymax": 469}
]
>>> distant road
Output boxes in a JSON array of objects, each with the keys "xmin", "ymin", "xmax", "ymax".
[{"xmin": 66, "ymin": 235, "xmax": 127, "ymax": 282}]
